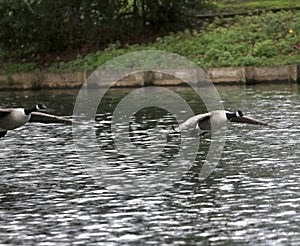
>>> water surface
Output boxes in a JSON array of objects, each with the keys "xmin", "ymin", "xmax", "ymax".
[{"xmin": 0, "ymin": 84, "xmax": 299, "ymax": 245}]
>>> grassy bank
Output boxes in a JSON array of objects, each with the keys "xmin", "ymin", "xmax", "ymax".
[
  {"xmin": 1, "ymin": 8, "xmax": 300, "ymax": 73},
  {"xmin": 216, "ymin": 0, "xmax": 300, "ymax": 12}
]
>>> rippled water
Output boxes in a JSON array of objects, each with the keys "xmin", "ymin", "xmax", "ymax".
[{"xmin": 0, "ymin": 84, "xmax": 299, "ymax": 245}]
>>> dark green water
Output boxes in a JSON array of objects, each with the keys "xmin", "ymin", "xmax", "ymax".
[{"xmin": 0, "ymin": 84, "xmax": 299, "ymax": 245}]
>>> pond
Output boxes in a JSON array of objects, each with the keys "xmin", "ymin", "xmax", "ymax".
[{"xmin": 0, "ymin": 83, "xmax": 299, "ymax": 245}]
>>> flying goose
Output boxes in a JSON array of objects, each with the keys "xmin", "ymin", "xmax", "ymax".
[
  {"xmin": 0, "ymin": 104, "xmax": 72, "ymax": 138},
  {"xmin": 172, "ymin": 110, "xmax": 279, "ymax": 136}
]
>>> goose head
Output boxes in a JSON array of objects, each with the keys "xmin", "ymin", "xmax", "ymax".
[
  {"xmin": 236, "ymin": 110, "xmax": 244, "ymax": 117},
  {"xmin": 226, "ymin": 110, "xmax": 244, "ymax": 120},
  {"xmin": 24, "ymin": 104, "xmax": 47, "ymax": 115}
]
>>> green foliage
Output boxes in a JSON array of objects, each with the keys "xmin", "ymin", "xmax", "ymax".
[
  {"xmin": 0, "ymin": 62, "xmax": 38, "ymax": 74},
  {"xmin": 6, "ymin": 76, "xmax": 14, "ymax": 85},
  {"xmin": 253, "ymin": 40, "xmax": 278, "ymax": 57},
  {"xmin": 0, "ymin": 0, "xmax": 215, "ymax": 59},
  {"xmin": 1, "ymin": 8, "xmax": 300, "ymax": 73},
  {"xmin": 291, "ymin": 17, "xmax": 300, "ymax": 34},
  {"xmin": 263, "ymin": 20, "xmax": 285, "ymax": 37},
  {"xmin": 48, "ymin": 9, "xmax": 300, "ymax": 70},
  {"xmin": 216, "ymin": 0, "xmax": 300, "ymax": 12}
]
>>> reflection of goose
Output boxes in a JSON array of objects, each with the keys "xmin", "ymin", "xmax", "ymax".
[
  {"xmin": 0, "ymin": 104, "xmax": 72, "ymax": 138},
  {"xmin": 172, "ymin": 110, "xmax": 277, "ymax": 136}
]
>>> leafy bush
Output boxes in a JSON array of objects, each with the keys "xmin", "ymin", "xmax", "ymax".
[
  {"xmin": 2, "ymin": 9, "xmax": 300, "ymax": 73},
  {"xmin": 0, "ymin": 0, "xmax": 215, "ymax": 59},
  {"xmin": 235, "ymin": 55, "xmax": 266, "ymax": 66},
  {"xmin": 263, "ymin": 20, "xmax": 285, "ymax": 37},
  {"xmin": 253, "ymin": 40, "xmax": 278, "ymax": 57},
  {"xmin": 36, "ymin": 9, "xmax": 300, "ymax": 71}
]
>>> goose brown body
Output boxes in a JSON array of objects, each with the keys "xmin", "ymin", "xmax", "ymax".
[{"xmin": 0, "ymin": 104, "xmax": 71, "ymax": 138}]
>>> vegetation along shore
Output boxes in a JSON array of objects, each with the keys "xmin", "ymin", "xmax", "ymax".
[{"xmin": 0, "ymin": 0, "xmax": 300, "ymax": 86}]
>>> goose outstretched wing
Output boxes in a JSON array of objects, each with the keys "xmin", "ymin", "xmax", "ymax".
[
  {"xmin": 0, "ymin": 109, "xmax": 12, "ymax": 117},
  {"xmin": 29, "ymin": 112, "xmax": 72, "ymax": 125},
  {"xmin": 172, "ymin": 113, "xmax": 211, "ymax": 132},
  {"xmin": 230, "ymin": 115, "xmax": 270, "ymax": 126}
]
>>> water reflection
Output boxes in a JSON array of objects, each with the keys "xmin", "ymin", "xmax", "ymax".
[{"xmin": 0, "ymin": 84, "xmax": 299, "ymax": 244}]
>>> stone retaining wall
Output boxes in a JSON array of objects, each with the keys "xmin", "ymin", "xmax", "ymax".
[{"xmin": 0, "ymin": 64, "xmax": 299, "ymax": 90}]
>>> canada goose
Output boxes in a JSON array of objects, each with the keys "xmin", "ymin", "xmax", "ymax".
[
  {"xmin": 0, "ymin": 104, "xmax": 72, "ymax": 138},
  {"xmin": 172, "ymin": 110, "xmax": 279, "ymax": 136}
]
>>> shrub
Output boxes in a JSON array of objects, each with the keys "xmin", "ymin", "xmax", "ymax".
[
  {"xmin": 253, "ymin": 40, "xmax": 278, "ymax": 57},
  {"xmin": 2, "ymin": 9, "xmax": 300, "ymax": 72}
]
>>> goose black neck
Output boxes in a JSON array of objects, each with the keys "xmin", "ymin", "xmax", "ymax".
[
  {"xmin": 226, "ymin": 112, "xmax": 236, "ymax": 120},
  {"xmin": 24, "ymin": 106, "xmax": 37, "ymax": 116}
]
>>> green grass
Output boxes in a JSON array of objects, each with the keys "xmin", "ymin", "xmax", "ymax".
[
  {"xmin": 0, "ymin": 62, "xmax": 38, "ymax": 74},
  {"xmin": 47, "ymin": 10, "xmax": 300, "ymax": 71},
  {"xmin": 217, "ymin": 0, "xmax": 300, "ymax": 12},
  {"xmin": 1, "ymin": 9, "xmax": 300, "ymax": 73}
]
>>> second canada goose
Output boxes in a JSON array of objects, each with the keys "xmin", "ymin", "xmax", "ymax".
[
  {"xmin": 0, "ymin": 104, "xmax": 72, "ymax": 138},
  {"xmin": 172, "ymin": 110, "xmax": 278, "ymax": 136}
]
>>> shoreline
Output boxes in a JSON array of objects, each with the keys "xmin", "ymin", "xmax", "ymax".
[{"xmin": 0, "ymin": 64, "xmax": 299, "ymax": 90}]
